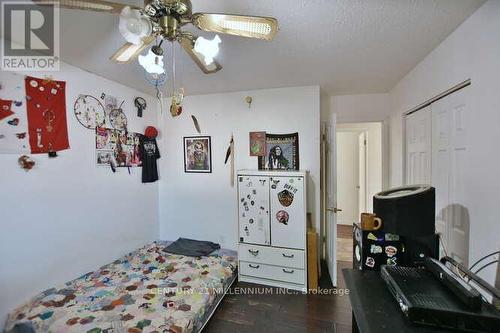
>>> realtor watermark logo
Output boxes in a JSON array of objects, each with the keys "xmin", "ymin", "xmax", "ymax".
[{"xmin": 1, "ymin": 1, "xmax": 60, "ymax": 71}]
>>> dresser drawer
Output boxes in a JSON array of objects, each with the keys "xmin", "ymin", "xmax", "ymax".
[
  {"xmin": 239, "ymin": 244, "xmax": 305, "ymax": 269},
  {"xmin": 240, "ymin": 261, "xmax": 305, "ymax": 285}
]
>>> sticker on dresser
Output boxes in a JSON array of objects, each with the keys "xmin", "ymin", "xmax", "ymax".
[{"xmin": 238, "ymin": 176, "xmax": 270, "ymax": 245}]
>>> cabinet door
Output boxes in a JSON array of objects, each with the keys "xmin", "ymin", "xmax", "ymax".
[
  {"xmin": 270, "ymin": 176, "xmax": 305, "ymax": 249},
  {"xmin": 238, "ymin": 175, "xmax": 270, "ymax": 246}
]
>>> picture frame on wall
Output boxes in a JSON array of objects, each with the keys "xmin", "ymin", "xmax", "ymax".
[
  {"xmin": 183, "ymin": 136, "xmax": 212, "ymax": 173},
  {"xmin": 258, "ymin": 132, "xmax": 299, "ymax": 170}
]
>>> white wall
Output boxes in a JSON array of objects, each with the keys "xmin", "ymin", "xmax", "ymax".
[
  {"xmin": 321, "ymin": 93, "xmax": 391, "ymax": 190},
  {"xmin": 331, "ymin": 93, "xmax": 391, "ymax": 123},
  {"xmin": 388, "ymin": 0, "xmax": 500, "ymax": 283},
  {"xmin": 0, "ymin": 62, "xmax": 159, "ymax": 326},
  {"xmin": 158, "ymin": 86, "xmax": 320, "ymax": 250},
  {"xmin": 336, "ymin": 131, "xmax": 360, "ymax": 225},
  {"xmin": 337, "ymin": 122, "xmax": 382, "ymax": 215}
]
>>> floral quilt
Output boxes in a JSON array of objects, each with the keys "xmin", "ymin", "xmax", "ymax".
[{"xmin": 4, "ymin": 241, "xmax": 237, "ymax": 333}]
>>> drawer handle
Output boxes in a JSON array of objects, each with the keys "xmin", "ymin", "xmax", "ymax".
[
  {"xmin": 282, "ymin": 253, "xmax": 294, "ymax": 258},
  {"xmin": 282, "ymin": 269, "xmax": 295, "ymax": 274},
  {"xmin": 248, "ymin": 249, "xmax": 259, "ymax": 256},
  {"xmin": 249, "ymin": 264, "xmax": 260, "ymax": 269}
]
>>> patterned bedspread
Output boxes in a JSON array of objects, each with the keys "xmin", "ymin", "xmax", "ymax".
[{"xmin": 4, "ymin": 241, "xmax": 237, "ymax": 333}]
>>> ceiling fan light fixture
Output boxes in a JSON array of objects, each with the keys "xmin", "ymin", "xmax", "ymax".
[
  {"xmin": 138, "ymin": 48, "xmax": 165, "ymax": 75},
  {"xmin": 119, "ymin": 6, "xmax": 152, "ymax": 45},
  {"xmin": 194, "ymin": 35, "xmax": 221, "ymax": 66}
]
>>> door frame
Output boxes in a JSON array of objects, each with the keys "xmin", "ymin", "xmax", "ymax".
[
  {"xmin": 337, "ymin": 125, "xmax": 374, "ymax": 216},
  {"xmin": 323, "ymin": 117, "xmax": 338, "ymax": 287}
]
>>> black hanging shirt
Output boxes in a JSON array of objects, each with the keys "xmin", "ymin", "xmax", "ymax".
[{"xmin": 140, "ymin": 135, "xmax": 160, "ymax": 183}]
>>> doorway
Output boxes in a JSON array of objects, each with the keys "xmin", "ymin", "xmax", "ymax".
[{"xmin": 335, "ymin": 122, "xmax": 383, "ymax": 266}]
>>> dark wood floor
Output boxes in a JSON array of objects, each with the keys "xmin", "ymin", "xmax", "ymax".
[{"xmin": 204, "ymin": 261, "xmax": 352, "ymax": 333}]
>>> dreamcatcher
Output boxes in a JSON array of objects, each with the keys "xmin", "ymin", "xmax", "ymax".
[
  {"xmin": 108, "ymin": 100, "xmax": 128, "ymax": 131},
  {"xmin": 73, "ymin": 94, "xmax": 106, "ymax": 129}
]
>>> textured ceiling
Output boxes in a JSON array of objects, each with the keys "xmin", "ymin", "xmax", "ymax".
[{"xmin": 58, "ymin": 0, "xmax": 485, "ymax": 96}]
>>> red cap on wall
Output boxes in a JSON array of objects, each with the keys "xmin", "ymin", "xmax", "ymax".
[{"xmin": 144, "ymin": 126, "xmax": 158, "ymax": 138}]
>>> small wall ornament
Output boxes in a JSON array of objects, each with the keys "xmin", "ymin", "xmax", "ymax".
[
  {"xmin": 245, "ymin": 96, "xmax": 253, "ymax": 108},
  {"xmin": 18, "ymin": 155, "xmax": 35, "ymax": 171},
  {"xmin": 134, "ymin": 97, "xmax": 147, "ymax": 117}
]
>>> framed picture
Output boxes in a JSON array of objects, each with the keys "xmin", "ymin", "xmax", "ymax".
[
  {"xmin": 184, "ymin": 136, "xmax": 212, "ymax": 173},
  {"xmin": 249, "ymin": 131, "xmax": 266, "ymax": 156},
  {"xmin": 258, "ymin": 133, "xmax": 299, "ymax": 170}
]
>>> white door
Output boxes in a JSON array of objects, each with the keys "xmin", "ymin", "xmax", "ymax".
[
  {"xmin": 238, "ymin": 175, "xmax": 270, "ymax": 246},
  {"xmin": 432, "ymin": 87, "xmax": 469, "ymax": 266},
  {"xmin": 358, "ymin": 132, "xmax": 367, "ymax": 214},
  {"xmin": 406, "ymin": 106, "xmax": 432, "ymax": 185},
  {"xmin": 269, "ymin": 176, "xmax": 305, "ymax": 249},
  {"xmin": 326, "ymin": 115, "xmax": 338, "ymax": 286},
  {"xmin": 336, "ymin": 131, "xmax": 360, "ymax": 225}
]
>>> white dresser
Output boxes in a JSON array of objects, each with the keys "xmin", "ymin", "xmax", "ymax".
[{"xmin": 237, "ymin": 170, "xmax": 307, "ymax": 291}]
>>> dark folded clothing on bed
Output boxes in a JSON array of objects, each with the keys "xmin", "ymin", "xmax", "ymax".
[{"xmin": 164, "ymin": 238, "xmax": 221, "ymax": 257}]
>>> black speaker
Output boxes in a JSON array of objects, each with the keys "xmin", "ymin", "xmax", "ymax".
[
  {"xmin": 403, "ymin": 234, "xmax": 440, "ymax": 266},
  {"xmin": 353, "ymin": 223, "xmax": 406, "ymax": 271},
  {"xmin": 373, "ymin": 185, "xmax": 435, "ymax": 236}
]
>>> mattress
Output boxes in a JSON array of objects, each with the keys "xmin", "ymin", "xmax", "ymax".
[{"xmin": 4, "ymin": 241, "xmax": 237, "ymax": 333}]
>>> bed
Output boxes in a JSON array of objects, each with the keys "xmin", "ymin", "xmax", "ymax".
[{"xmin": 4, "ymin": 241, "xmax": 237, "ymax": 333}]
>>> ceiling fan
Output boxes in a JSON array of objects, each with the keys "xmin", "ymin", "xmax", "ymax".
[{"xmin": 32, "ymin": 0, "xmax": 279, "ymax": 74}]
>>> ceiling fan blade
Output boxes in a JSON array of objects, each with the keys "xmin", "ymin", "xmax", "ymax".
[
  {"xmin": 32, "ymin": 0, "xmax": 138, "ymax": 14},
  {"xmin": 178, "ymin": 35, "xmax": 222, "ymax": 74},
  {"xmin": 192, "ymin": 13, "xmax": 278, "ymax": 40},
  {"xmin": 110, "ymin": 36, "xmax": 155, "ymax": 63}
]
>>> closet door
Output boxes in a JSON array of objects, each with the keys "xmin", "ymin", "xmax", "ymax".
[
  {"xmin": 432, "ymin": 88, "xmax": 469, "ymax": 266},
  {"xmin": 406, "ymin": 106, "xmax": 432, "ymax": 185},
  {"xmin": 238, "ymin": 175, "xmax": 270, "ymax": 246},
  {"xmin": 269, "ymin": 176, "xmax": 305, "ymax": 249}
]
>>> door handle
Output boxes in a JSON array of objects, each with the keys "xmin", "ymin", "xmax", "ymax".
[{"xmin": 327, "ymin": 207, "xmax": 342, "ymax": 213}]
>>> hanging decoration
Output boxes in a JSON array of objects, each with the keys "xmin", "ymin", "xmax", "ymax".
[
  {"xmin": 191, "ymin": 115, "xmax": 201, "ymax": 134},
  {"xmin": 0, "ymin": 73, "xmax": 31, "ymax": 153},
  {"xmin": 0, "ymin": 99, "xmax": 15, "ymax": 121},
  {"xmin": 7, "ymin": 118, "xmax": 19, "ymax": 126},
  {"xmin": 224, "ymin": 135, "xmax": 233, "ymax": 165},
  {"xmin": 108, "ymin": 101, "xmax": 128, "ymax": 131},
  {"xmin": 258, "ymin": 133, "xmax": 299, "ymax": 171},
  {"xmin": 224, "ymin": 134, "xmax": 235, "ymax": 187},
  {"xmin": 104, "ymin": 94, "xmax": 118, "ymax": 112},
  {"xmin": 134, "ymin": 97, "xmax": 147, "ymax": 117},
  {"xmin": 25, "ymin": 76, "xmax": 69, "ymax": 154},
  {"xmin": 170, "ymin": 88, "xmax": 184, "ymax": 117},
  {"xmin": 18, "ymin": 155, "xmax": 35, "ymax": 171},
  {"xmin": 169, "ymin": 42, "xmax": 185, "ymax": 118},
  {"xmin": 145, "ymin": 72, "xmax": 167, "ymax": 114},
  {"xmin": 245, "ymin": 96, "xmax": 253, "ymax": 108},
  {"xmin": 73, "ymin": 95, "xmax": 106, "ymax": 129}
]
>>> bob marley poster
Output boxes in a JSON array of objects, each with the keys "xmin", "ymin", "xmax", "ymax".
[
  {"xmin": 183, "ymin": 136, "xmax": 212, "ymax": 173},
  {"xmin": 258, "ymin": 133, "xmax": 299, "ymax": 170}
]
